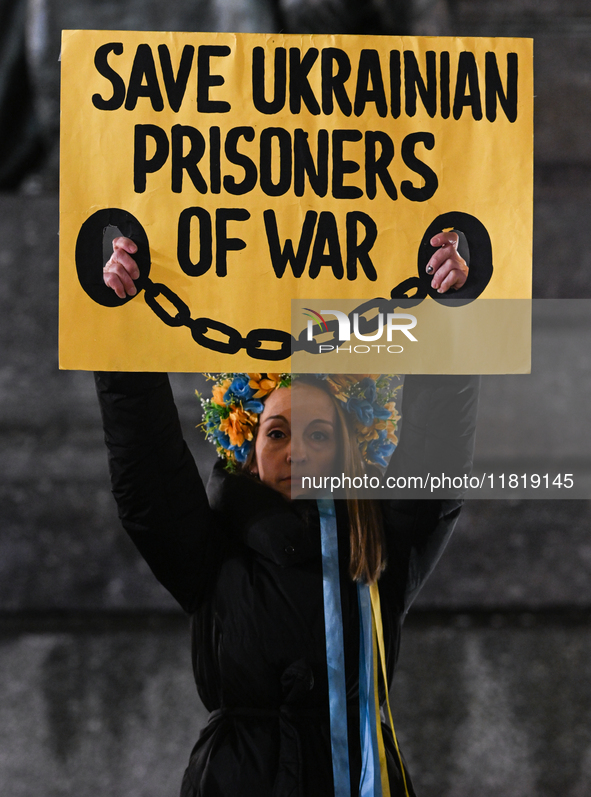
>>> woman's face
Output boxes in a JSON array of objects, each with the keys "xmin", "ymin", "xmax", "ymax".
[{"xmin": 252, "ymin": 382, "xmax": 338, "ymax": 498}]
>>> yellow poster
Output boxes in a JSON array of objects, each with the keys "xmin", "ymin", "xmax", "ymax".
[{"xmin": 59, "ymin": 30, "xmax": 533, "ymax": 372}]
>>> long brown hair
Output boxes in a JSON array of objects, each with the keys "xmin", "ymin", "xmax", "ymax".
[{"xmin": 330, "ymin": 393, "xmax": 386, "ymax": 585}]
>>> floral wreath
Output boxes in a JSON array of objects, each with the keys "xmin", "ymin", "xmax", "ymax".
[{"xmin": 197, "ymin": 373, "xmax": 401, "ymax": 470}]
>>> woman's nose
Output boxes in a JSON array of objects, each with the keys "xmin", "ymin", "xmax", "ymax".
[{"xmin": 288, "ymin": 439, "xmax": 307, "ymax": 464}]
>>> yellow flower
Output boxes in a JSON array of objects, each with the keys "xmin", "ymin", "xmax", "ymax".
[
  {"xmin": 386, "ymin": 428, "xmax": 399, "ymax": 446},
  {"xmin": 220, "ymin": 407, "xmax": 257, "ymax": 448},
  {"xmin": 212, "ymin": 379, "xmax": 232, "ymax": 407},
  {"xmin": 382, "ymin": 403, "xmax": 400, "ymax": 446},
  {"xmin": 324, "ymin": 375, "xmax": 356, "ymax": 403},
  {"xmin": 385, "ymin": 401, "xmax": 399, "ymax": 417},
  {"xmin": 355, "ymin": 421, "xmax": 379, "ymax": 443},
  {"xmin": 247, "ymin": 373, "xmax": 284, "ymax": 399}
]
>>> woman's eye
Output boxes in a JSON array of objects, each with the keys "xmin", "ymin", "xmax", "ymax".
[
  {"xmin": 310, "ymin": 430, "xmax": 328, "ymax": 442},
  {"xmin": 268, "ymin": 429, "xmax": 286, "ymax": 439}
]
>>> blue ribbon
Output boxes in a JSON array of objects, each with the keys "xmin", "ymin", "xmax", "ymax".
[
  {"xmin": 318, "ymin": 498, "xmax": 351, "ymax": 797},
  {"xmin": 358, "ymin": 583, "xmax": 382, "ymax": 797}
]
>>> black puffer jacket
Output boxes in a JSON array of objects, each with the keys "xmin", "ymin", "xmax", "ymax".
[{"xmin": 94, "ymin": 372, "xmax": 479, "ymax": 797}]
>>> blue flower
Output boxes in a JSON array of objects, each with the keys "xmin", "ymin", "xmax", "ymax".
[
  {"xmin": 372, "ymin": 404, "xmax": 392, "ymax": 421},
  {"xmin": 243, "ymin": 399, "xmax": 265, "ymax": 413},
  {"xmin": 231, "ymin": 440, "xmax": 252, "ymax": 463},
  {"xmin": 366, "ymin": 430, "xmax": 396, "ymax": 468},
  {"xmin": 205, "ymin": 413, "xmax": 221, "ymax": 435},
  {"xmin": 214, "ymin": 429, "xmax": 231, "ymax": 449},
  {"xmin": 224, "ymin": 375, "xmax": 255, "ymax": 405},
  {"xmin": 346, "ymin": 397, "xmax": 374, "ymax": 426}
]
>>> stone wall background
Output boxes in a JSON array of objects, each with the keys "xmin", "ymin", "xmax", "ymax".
[{"xmin": 1, "ymin": 1, "xmax": 590, "ymax": 795}]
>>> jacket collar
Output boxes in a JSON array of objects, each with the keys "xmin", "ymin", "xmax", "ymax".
[{"xmin": 206, "ymin": 461, "xmax": 321, "ymax": 567}]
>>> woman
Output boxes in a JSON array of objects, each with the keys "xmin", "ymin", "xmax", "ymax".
[{"xmin": 95, "ymin": 234, "xmax": 477, "ymax": 796}]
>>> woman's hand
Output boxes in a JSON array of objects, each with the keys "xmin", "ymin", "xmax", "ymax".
[
  {"xmin": 102, "ymin": 231, "xmax": 468, "ymax": 297},
  {"xmin": 103, "ymin": 237, "xmax": 140, "ymax": 299},
  {"xmin": 426, "ymin": 231, "xmax": 468, "ymax": 292}
]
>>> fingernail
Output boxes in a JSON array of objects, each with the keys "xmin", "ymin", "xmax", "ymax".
[{"xmin": 426, "ymin": 265, "xmax": 434, "ymax": 275}]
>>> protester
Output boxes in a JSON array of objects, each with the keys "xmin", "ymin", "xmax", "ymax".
[{"xmin": 94, "ymin": 233, "xmax": 477, "ymax": 796}]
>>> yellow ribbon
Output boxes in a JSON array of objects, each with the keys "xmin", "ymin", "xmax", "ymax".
[{"xmin": 370, "ymin": 583, "xmax": 411, "ymax": 797}]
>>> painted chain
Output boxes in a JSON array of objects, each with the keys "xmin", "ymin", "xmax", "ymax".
[{"xmin": 141, "ymin": 275, "xmax": 428, "ymax": 362}]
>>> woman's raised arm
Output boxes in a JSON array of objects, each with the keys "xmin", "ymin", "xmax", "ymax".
[
  {"xmin": 95, "ymin": 370, "xmax": 221, "ymax": 613},
  {"xmin": 381, "ymin": 374, "xmax": 480, "ymax": 612},
  {"xmin": 95, "ymin": 235, "xmax": 222, "ymax": 612}
]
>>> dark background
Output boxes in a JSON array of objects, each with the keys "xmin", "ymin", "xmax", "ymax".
[{"xmin": 1, "ymin": 1, "xmax": 590, "ymax": 795}]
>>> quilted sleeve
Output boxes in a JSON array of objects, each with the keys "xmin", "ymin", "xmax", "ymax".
[
  {"xmin": 94, "ymin": 371, "xmax": 221, "ymax": 613},
  {"xmin": 381, "ymin": 375, "xmax": 480, "ymax": 612}
]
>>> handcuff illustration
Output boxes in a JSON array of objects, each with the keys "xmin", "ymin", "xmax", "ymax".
[{"xmin": 75, "ymin": 208, "xmax": 492, "ymax": 362}]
